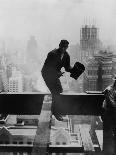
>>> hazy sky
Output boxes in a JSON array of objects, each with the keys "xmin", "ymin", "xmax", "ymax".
[{"xmin": 0, "ymin": 0, "xmax": 116, "ymax": 48}]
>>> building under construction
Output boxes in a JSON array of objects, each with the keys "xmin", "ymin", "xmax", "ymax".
[{"xmin": 80, "ymin": 25, "xmax": 102, "ymax": 61}]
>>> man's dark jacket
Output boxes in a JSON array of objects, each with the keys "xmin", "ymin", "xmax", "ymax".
[{"xmin": 41, "ymin": 49, "xmax": 72, "ymax": 93}]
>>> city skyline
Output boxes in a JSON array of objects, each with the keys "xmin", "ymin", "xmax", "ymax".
[{"xmin": 0, "ymin": 0, "xmax": 115, "ymax": 50}]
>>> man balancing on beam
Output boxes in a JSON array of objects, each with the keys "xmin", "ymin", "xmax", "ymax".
[
  {"xmin": 102, "ymin": 76, "xmax": 116, "ymax": 154},
  {"xmin": 41, "ymin": 39, "xmax": 85, "ymax": 121}
]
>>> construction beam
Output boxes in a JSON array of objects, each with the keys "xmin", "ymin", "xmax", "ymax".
[
  {"xmin": 0, "ymin": 93, "xmax": 45, "ymax": 114},
  {"xmin": 0, "ymin": 145, "xmax": 32, "ymax": 152},
  {"xmin": 0, "ymin": 92, "xmax": 104, "ymax": 115},
  {"xmin": 48, "ymin": 145, "xmax": 84, "ymax": 153},
  {"xmin": 55, "ymin": 93, "xmax": 104, "ymax": 115},
  {"xmin": 0, "ymin": 145, "xmax": 85, "ymax": 153}
]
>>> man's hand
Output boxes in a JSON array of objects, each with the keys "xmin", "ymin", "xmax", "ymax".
[{"xmin": 57, "ymin": 72, "xmax": 65, "ymax": 78}]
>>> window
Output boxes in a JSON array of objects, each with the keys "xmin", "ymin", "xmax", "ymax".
[
  {"xmin": 13, "ymin": 141, "xmax": 17, "ymax": 144},
  {"xmin": 4, "ymin": 141, "xmax": 9, "ymax": 144},
  {"xmin": 62, "ymin": 142, "xmax": 66, "ymax": 145},
  {"xmin": 27, "ymin": 141, "xmax": 32, "ymax": 145},
  {"xmin": 19, "ymin": 141, "xmax": 23, "ymax": 144},
  {"xmin": 56, "ymin": 142, "xmax": 60, "ymax": 145}
]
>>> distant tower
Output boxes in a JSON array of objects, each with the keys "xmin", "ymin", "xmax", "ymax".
[
  {"xmin": 1, "ymin": 56, "xmax": 9, "ymax": 92},
  {"xmin": 80, "ymin": 25, "xmax": 99, "ymax": 60},
  {"xmin": 26, "ymin": 36, "xmax": 39, "ymax": 63}
]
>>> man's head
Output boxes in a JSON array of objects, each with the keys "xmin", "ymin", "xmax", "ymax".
[{"xmin": 59, "ymin": 40, "xmax": 69, "ymax": 51}]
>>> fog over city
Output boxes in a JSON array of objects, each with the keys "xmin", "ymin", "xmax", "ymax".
[
  {"xmin": 0, "ymin": 0, "xmax": 116, "ymax": 48},
  {"xmin": 0, "ymin": 0, "xmax": 115, "ymax": 92}
]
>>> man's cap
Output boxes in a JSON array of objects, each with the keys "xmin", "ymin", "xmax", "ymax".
[{"xmin": 59, "ymin": 40, "xmax": 69, "ymax": 47}]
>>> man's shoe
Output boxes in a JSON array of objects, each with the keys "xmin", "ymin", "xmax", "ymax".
[{"xmin": 53, "ymin": 113, "xmax": 64, "ymax": 121}]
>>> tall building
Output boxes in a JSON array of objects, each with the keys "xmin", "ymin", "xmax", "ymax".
[
  {"xmin": 96, "ymin": 50, "xmax": 113, "ymax": 90},
  {"xmin": 80, "ymin": 25, "xmax": 102, "ymax": 61},
  {"xmin": 6, "ymin": 63, "xmax": 13, "ymax": 79},
  {"xmin": 83, "ymin": 57, "xmax": 98, "ymax": 91},
  {"xmin": 8, "ymin": 77, "xmax": 23, "ymax": 93},
  {"xmin": 0, "ymin": 56, "xmax": 9, "ymax": 92},
  {"xmin": 83, "ymin": 50, "xmax": 113, "ymax": 92},
  {"xmin": 8, "ymin": 67, "xmax": 23, "ymax": 93},
  {"xmin": 112, "ymin": 54, "xmax": 116, "ymax": 77},
  {"xmin": 26, "ymin": 36, "xmax": 40, "ymax": 63}
]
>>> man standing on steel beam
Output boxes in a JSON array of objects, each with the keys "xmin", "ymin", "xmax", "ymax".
[
  {"xmin": 41, "ymin": 39, "xmax": 85, "ymax": 121},
  {"xmin": 102, "ymin": 76, "xmax": 116, "ymax": 155}
]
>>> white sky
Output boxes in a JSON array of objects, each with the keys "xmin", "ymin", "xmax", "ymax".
[{"xmin": 0, "ymin": 0, "xmax": 116, "ymax": 47}]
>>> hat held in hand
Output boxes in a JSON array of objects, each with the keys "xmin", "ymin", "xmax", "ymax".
[{"xmin": 70, "ymin": 62, "xmax": 85, "ymax": 80}]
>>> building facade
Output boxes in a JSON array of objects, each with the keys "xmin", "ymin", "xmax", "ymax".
[
  {"xmin": 8, "ymin": 67, "xmax": 23, "ymax": 92},
  {"xmin": 83, "ymin": 50, "xmax": 113, "ymax": 92},
  {"xmin": 80, "ymin": 25, "xmax": 102, "ymax": 61}
]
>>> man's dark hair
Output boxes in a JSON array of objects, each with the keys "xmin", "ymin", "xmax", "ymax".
[{"xmin": 59, "ymin": 40, "xmax": 69, "ymax": 48}]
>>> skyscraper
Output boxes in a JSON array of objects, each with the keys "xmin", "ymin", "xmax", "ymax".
[
  {"xmin": 1, "ymin": 56, "xmax": 9, "ymax": 92},
  {"xmin": 80, "ymin": 25, "xmax": 102, "ymax": 61},
  {"xmin": 26, "ymin": 36, "xmax": 40, "ymax": 63},
  {"xmin": 83, "ymin": 50, "xmax": 113, "ymax": 92},
  {"xmin": 8, "ymin": 67, "xmax": 23, "ymax": 93}
]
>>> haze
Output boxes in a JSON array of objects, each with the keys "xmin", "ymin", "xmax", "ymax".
[{"xmin": 0, "ymin": 0, "xmax": 115, "ymax": 48}]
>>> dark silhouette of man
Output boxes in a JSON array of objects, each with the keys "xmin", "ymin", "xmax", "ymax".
[
  {"xmin": 102, "ymin": 77, "xmax": 116, "ymax": 154},
  {"xmin": 41, "ymin": 40, "xmax": 85, "ymax": 121}
]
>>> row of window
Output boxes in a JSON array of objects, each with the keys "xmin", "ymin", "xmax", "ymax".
[
  {"xmin": 0, "ymin": 141, "xmax": 33, "ymax": 145},
  {"xmin": 102, "ymin": 70, "xmax": 112, "ymax": 74},
  {"xmin": 0, "ymin": 152, "xmax": 30, "ymax": 155},
  {"xmin": 55, "ymin": 153, "xmax": 66, "ymax": 155},
  {"xmin": 82, "ymin": 34, "xmax": 97, "ymax": 39},
  {"xmin": 88, "ymin": 70, "xmax": 112, "ymax": 75},
  {"xmin": 88, "ymin": 70, "xmax": 97, "ymax": 75},
  {"xmin": 56, "ymin": 142, "xmax": 66, "ymax": 145}
]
